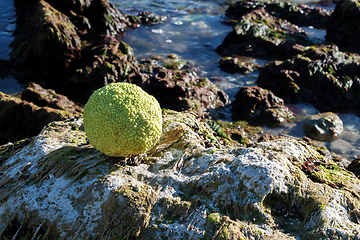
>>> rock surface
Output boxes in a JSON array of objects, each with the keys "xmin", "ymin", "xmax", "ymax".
[
  {"xmin": 141, "ymin": 65, "xmax": 230, "ymax": 117},
  {"xmin": 1, "ymin": 111, "xmax": 360, "ymax": 239},
  {"xmin": 10, "ymin": 0, "xmax": 134, "ymax": 101},
  {"xmin": 0, "ymin": 92, "xmax": 78, "ymax": 145},
  {"xmin": 21, "ymin": 82, "xmax": 83, "ymax": 114},
  {"xmin": 302, "ymin": 112, "xmax": 344, "ymax": 141},
  {"xmin": 232, "ymin": 86, "xmax": 295, "ymax": 127},
  {"xmin": 216, "ymin": 7, "xmax": 312, "ymax": 59},
  {"xmin": 257, "ymin": 44, "xmax": 360, "ymax": 115},
  {"xmin": 326, "ymin": 0, "xmax": 360, "ymax": 54},
  {"xmin": 219, "ymin": 56, "xmax": 261, "ymax": 74},
  {"xmin": 225, "ymin": 0, "xmax": 331, "ymax": 28}
]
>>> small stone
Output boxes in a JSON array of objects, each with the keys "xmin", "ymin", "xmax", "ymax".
[{"xmin": 302, "ymin": 112, "xmax": 343, "ymax": 141}]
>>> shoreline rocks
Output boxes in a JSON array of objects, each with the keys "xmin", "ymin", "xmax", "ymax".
[
  {"xmin": 0, "ymin": 92, "xmax": 80, "ymax": 145},
  {"xmin": 231, "ymin": 86, "xmax": 295, "ymax": 127},
  {"xmin": 1, "ymin": 113, "xmax": 360, "ymax": 239}
]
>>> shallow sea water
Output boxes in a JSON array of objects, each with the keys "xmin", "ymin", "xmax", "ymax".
[{"xmin": 1, "ymin": 0, "xmax": 360, "ymax": 159}]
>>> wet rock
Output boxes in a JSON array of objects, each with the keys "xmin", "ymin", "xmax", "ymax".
[
  {"xmin": 225, "ymin": 0, "xmax": 331, "ymax": 28},
  {"xmin": 302, "ymin": 112, "xmax": 344, "ymax": 141},
  {"xmin": 141, "ymin": 66, "xmax": 230, "ymax": 117},
  {"xmin": 127, "ymin": 11, "xmax": 168, "ymax": 26},
  {"xmin": 326, "ymin": 0, "xmax": 360, "ymax": 54},
  {"xmin": 216, "ymin": 8, "xmax": 312, "ymax": 59},
  {"xmin": 11, "ymin": 0, "xmax": 82, "ymax": 81},
  {"xmin": 0, "ymin": 92, "xmax": 76, "ymax": 145},
  {"xmin": 347, "ymin": 157, "xmax": 360, "ymax": 177},
  {"xmin": 21, "ymin": 82, "xmax": 83, "ymax": 114},
  {"xmin": 231, "ymin": 86, "xmax": 295, "ymax": 127},
  {"xmin": 257, "ymin": 44, "xmax": 360, "ymax": 114},
  {"xmin": 1, "ymin": 112, "xmax": 360, "ymax": 239},
  {"xmin": 11, "ymin": 0, "xmax": 131, "ymax": 84},
  {"xmin": 219, "ymin": 56, "xmax": 260, "ymax": 74},
  {"xmin": 65, "ymin": 36, "xmax": 145, "ymax": 103}
]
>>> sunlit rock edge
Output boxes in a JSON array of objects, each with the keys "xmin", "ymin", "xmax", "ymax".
[{"xmin": 0, "ymin": 110, "xmax": 360, "ymax": 239}]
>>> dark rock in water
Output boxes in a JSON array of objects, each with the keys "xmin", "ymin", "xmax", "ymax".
[
  {"xmin": 257, "ymin": 44, "xmax": 360, "ymax": 115},
  {"xmin": 21, "ymin": 82, "xmax": 83, "ymax": 114},
  {"xmin": 347, "ymin": 157, "xmax": 360, "ymax": 177},
  {"xmin": 225, "ymin": 0, "xmax": 331, "ymax": 28},
  {"xmin": 10, "ymin": 0, "xmax": 131, "ymax": 84},
  {"xmin": 65, "ymin": 36, "xmax": 145, "ymax": 103},
  {"xmin": 0, "ymin": 92, "xmax": 77, "ymax": 144},
  {"xmin": 127, "ymin": 11, "xmax": 168, "ymax": 26},
  {"xmin": 264, "ymin": 1, "xmax": 330, "ymax": 28},
  {"xmin": 141, "ymin": 66, "xmax": 230, "ymax": 117},
  {"xmin": 219, "ymin": 56, "xmax": 261, "ymax": 74},
  {"xmin": 302, "ymin": 112, "xmax": 343, "ymax": 141},
  {"xmin": 216, "ymin": 9, "xmax": 312, "ymax": 59},
  {"xmin": 11, "ymin": 0, "xmax": 82, "ymax": 81},
  {"xmin": 231, "ymin": 86, "xmax": 295, "ymax": 127},
  {"xmin": 326, "ymin": 0, "xmax": 360, "ymax": 54}
]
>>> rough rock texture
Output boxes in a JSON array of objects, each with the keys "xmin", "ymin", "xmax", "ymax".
[
  {"xmin": 225, "ymin": 0, "xmax": 331, "ymax": 28},
  {"xmin": 1, "ymin": 111, "xmax": 360, "ymax": 239},
  {"xmin": 65, "ymin": 36, "xmax": 145, "ymax": 102},
  {"xmin": 11, "ymin": 0, "xmax": 82, "ymax": 81},
  {"xmin": 21, "ymin": 82, "xmax": 83, "ymax": 114},
  {"xmin": 257, "ymin": 44, "xmax": 360, "ymax": 115},
  {"xmin": 127, "ymin": 11, "xmax": 168, "ymax": 27},
  {"xmin": 10, "ymin": 0, "xmax": 133, "ymax": 98},
  {"xmin": 219, "ymin": 56, "xmax": 261, "ymax": 74},
  {"xmin": 141, "ymin": 66, "xmax": 230, "ymax": 117},
  {"xmin": 216, "ymin": 8, "xmax": 312, "ymax": 59},
  {"xmin": 302, "ymin": 112, "xmax": 344, "ymax": 141},
  {"xmin": 0, "ymin": 92, "xmax": 77, "ymax": 145},
  {"xmin": 326, "ymin": 0, "xmax": 360, "ymax": 54},
  {"xmin": 231, "ymin": 86, "xmax": 295, "ymax": 127}
]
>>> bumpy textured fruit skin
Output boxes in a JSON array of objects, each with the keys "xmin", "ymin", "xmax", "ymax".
[{"xmin": 83, "ymin": 82, "xmax": 162, "ymax": 157}]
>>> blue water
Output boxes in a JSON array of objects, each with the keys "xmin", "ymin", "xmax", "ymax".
[{"xmin": 0, "ymin": 0, "xmax": 24, "ymax": 95}]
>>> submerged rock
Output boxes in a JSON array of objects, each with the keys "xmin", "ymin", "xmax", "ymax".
[
  {"xmin": 219, "ymin": 56, "xmax": 261, "ymax": 74},
  {"xmin": 216, "ymin": 8, "xmax": 312, "ymax": 59},
  {"xmin": 1, "ymin": 111, "xmax": 360, "ymax": 239},
  {"xmin": 326, "ymin": 0, "xmax": 360, "ymax": 54},
  {"xmin": 257, "ymin": 44, "xmax": 360, "ymax": 115},
  {"xmin": 232, "ymin": 86, "xmax": 295, "ymax": 127},
  {"xmin": 302, "ymin": 112, "xmax": 344, "ymax": 141},
  {"xmin": 127, "ymin": 11, "xmax": 168, "ymax": 26}
]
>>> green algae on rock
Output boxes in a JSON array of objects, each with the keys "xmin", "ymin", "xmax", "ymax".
[
  {"xmin": 83, "ymin": 82, "xmax": 162, "ymax": 157},
  {"xmin": 216, "ymin": 8, "xmax": 312, "ymax": 59},
  {"xmin": 1, "ymin": 111, "xmax": 360, "ymax": 239},
  {"xmin": 257, "ymin": 44, "xmax": 360, "ymax": 115}
]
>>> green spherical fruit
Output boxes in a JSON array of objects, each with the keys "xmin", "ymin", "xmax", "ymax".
[{"xmin": 84, "ymin": 82, "xmax": 162, "ymax": 157}]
